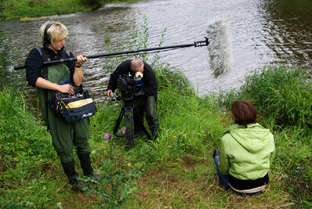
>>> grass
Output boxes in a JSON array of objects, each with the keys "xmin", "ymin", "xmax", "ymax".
[{"xmin": 1, "ymin": 64, "xmax": 311, "ymax": 208}]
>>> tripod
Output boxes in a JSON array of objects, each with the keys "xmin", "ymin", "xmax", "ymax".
[{"xmin": 113, "ymin": 96, "xmax": 152, "ymax": 150}]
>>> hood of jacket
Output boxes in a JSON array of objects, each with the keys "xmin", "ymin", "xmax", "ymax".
[{"xmin": 224, "ymin": 123, "xmax": 271, "ymax": 153}]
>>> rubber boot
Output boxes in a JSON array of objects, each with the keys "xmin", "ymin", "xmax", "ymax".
[
  {"xmin": 78, "ymin": 152, "xmax": 101, "ymax": 181},
  {"xmin": 61, "ymin": 160, "xmax": 84, "ymax": 191},
  {"xmin": 151, "ymin": 129, "xmax": 159, "ymax": 140}
]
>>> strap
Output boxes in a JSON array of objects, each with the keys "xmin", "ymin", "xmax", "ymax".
[
  {"xmin": 37, "ymin": 47, "xmax": 50, "ymax": 80},
  {"xmin": 37, "ymin": 48, "xmax": 70, "ymax": 80},
  {"xmin": 35, "ymin": 47, "xmax": 42, "ymax": 56},
  {"xmin": 61, "ymin": 49, "xmax": 75, "ymax": 84},
  {"xmin": 62, "ymin": 50, "xmax": 71, "ymax": 59},
  {"xmin": 38, "ymin": 47, "xmax": 50, "ymax": 130}
]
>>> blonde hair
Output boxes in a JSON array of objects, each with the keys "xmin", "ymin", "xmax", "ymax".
[{"xmin": 40, "ymin": 21, "xmax": 68, "ymax": 45}]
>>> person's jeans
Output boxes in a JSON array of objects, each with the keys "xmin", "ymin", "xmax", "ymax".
[
  {"xmin": 214, "ymin": 156, "xmax": 230, "ymax": 190},
  {"xmin": 213, "ymin": 156, "xmax": 261, "ymax": 196}
]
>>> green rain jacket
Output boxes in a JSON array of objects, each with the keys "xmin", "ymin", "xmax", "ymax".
[{"xmin": 219, "ymin": 123, "xmax": 275, "ymax": 180}]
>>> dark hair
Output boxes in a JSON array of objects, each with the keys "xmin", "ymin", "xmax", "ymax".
[{"xmin": 231, "ymin": 100, "xmax": 257, "ymax": 127}]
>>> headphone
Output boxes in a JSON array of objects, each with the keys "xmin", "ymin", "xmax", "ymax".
[{"xmin": 44, "ymin": 21, "xmax": 54, "ymax": 45}]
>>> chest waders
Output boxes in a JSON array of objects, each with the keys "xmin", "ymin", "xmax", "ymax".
[
  {"xmin": 37, "ymin": 63, "xmax": 91, "ymax": 163},
  {"xmin": 36, "ymin": 48, "xmax": 99, "ymax": 190}
]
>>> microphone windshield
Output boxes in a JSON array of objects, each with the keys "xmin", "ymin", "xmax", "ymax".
[{"xmin": 206, "ymin": 19, "xmax": 233, "ymax": 78}]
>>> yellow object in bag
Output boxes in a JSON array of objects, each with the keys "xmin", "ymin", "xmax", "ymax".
[{"xmin": 68, "ymin": 98, "xmax": 94, "ymax": 109}]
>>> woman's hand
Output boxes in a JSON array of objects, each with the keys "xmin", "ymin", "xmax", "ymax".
[
  {"xmin": 75, "ymin": 54, "xmax": 88, "ymax": 66},
  {"xmin": 58, "ymin": 84, "xmax": 74, "ymax": 94},
  {"xmin": 73, "ymin": 54, "xmax": 87, "ymax": 86}
]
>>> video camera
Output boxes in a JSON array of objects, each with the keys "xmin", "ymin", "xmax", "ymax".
[{"xmin": 116, "ymin": 74, "xmax": 144, "ymax": 100}]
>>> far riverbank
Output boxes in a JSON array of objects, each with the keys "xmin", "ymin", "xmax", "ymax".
[{"xmin": 3, "ymin": 0, "xmax": 143, "ymax": 20}]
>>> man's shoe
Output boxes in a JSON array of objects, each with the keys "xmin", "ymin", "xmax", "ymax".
[
  {"xmin": 213, "ymin": 149, "xmax": 220, "ymax": 159},
  {"xmin": 134, "ymin": 131, "xmax": 144, "ymax": 137}
]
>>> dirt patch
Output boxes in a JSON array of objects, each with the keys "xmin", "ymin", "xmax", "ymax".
[
  {"xmin": 144, "ymin": 168, "xmax": 166, "ymax": 178},
  {"xmin": 180, "ymin": 156, "xmax": 197, "ymax": 170}
]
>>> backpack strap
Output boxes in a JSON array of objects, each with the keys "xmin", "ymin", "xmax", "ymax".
[
  {"xmin": 61, "ymin": 49, "xmax": 75, "ymax": 84},
  {"xmin": 36, "ymin": 48, "xmax": 70, "ymax": 80},
  {"xmin": 36, "ymin": 47, "xmax": 50, "ymax": 80},
  {"xmin": 37, "ymin": 47, "xmax": 51, "ymax": 130},
  {"xmin": 62, "ymin": 49, "xmax": 71, "ymax": 59}
]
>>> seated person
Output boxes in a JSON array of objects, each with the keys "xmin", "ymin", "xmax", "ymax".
[{"xmin": 213, "ymin": 100, "xmax": 275, "ymax": 196}]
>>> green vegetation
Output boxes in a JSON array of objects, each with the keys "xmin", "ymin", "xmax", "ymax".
[
  {"xmin": 3, "ymin": 0, "xmax": 143, "ymax": 20},
  {"xmin": 1, "ymin": 12, "xmax": 311, "ymax": 209},
  {"xmin": 2, "ymin": 62, "xmax": 311, "ymax": 208}
]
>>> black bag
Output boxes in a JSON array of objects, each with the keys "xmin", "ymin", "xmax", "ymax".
[{"xmin": 49, "ymin": 86, "xmax": 97, "ymax": 123}]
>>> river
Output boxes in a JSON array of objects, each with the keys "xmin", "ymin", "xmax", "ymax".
[{"xmin": 1, "ymin": 0, "xmax": 312, "ymax": 105}]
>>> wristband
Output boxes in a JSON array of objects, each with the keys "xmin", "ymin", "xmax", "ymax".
[{"xmin": 75, "ymin": 63, "xmax": 82, "ymax": 68}]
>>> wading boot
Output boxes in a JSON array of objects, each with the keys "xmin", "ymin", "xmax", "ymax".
[
  {"xmin": 151, "ymin": 129, "xmax": 159, "ymax": 140},
  {"xmin": 61, "ymin": 160, "xmax": 84, "ymax": 191},
  {"xmin": 78, "ymin": 152, "xmax": 101, "ymax": 182}
]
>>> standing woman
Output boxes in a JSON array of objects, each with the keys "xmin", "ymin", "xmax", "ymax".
[
  {"xmin": 213, "ymin": 100, "xmax": 275, "ymax": 196},
  {"xmin": 25, "ymin": 21, "xmax": 99, "ymax": 191}
]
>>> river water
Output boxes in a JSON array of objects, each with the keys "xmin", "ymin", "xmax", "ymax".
[{"xmin": 1, "ymin": 0, "xmax": 312, "ymax": 104}]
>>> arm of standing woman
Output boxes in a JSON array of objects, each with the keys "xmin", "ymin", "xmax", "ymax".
[{"xmin": 73, "ymin": 54, "xmax": 88, "ymax": 86}]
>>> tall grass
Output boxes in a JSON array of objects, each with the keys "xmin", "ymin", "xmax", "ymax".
[
  {"xmin": 218, "ymin": 65, "xmax": 312, "ymax": 129},
  {"xmin": 0, "ymin": 86, "xmax": 59, "ymax": 208}
]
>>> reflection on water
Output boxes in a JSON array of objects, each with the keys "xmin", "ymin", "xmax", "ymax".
[
  {"xmin": 259, "ymin": 0, "xmax": 312, "ymax": 66},
  {"xmin": 1, "ymin": 0, "xmax": 311, "ymax": 107}
]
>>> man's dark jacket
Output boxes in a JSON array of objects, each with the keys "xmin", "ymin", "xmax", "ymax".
[{"xmin": 107, "ymin": 60, "xmax": 158, "ymax": 101}]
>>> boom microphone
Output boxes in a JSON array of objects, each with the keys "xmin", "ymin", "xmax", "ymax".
[
  {"xmin": 206, "ymin": 19, "xmax": 233, "ymax": 77},
  {"xmin": 14, "ymin": 19, "xmax": 233, "ymax": 77}
]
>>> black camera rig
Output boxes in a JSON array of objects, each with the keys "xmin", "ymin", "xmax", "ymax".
[
  {"xmin": 113, "ymin": 74, "xmax": 152, "ymax": 150},
  {"xmin": 116, "ymin": 74, "xmax": 144, "ymax": 100}
]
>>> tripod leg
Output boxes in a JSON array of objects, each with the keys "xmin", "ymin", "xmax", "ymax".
[
  {"xmin": 124, "ymin": 107, "xmax": 134, "ymax": 150},
  {"xmin": 113, "ymin": 108, "xmax": 124, "ymax": 136}
]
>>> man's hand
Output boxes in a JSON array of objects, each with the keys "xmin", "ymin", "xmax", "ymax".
[{"xmin": 106, "ymin": 89, "xmax": 112, "ymax": 97}]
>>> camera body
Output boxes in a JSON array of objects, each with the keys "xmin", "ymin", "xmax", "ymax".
[{"xmin": 117, "ymin": 74, "xmax": 144, "ymax": 99}]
